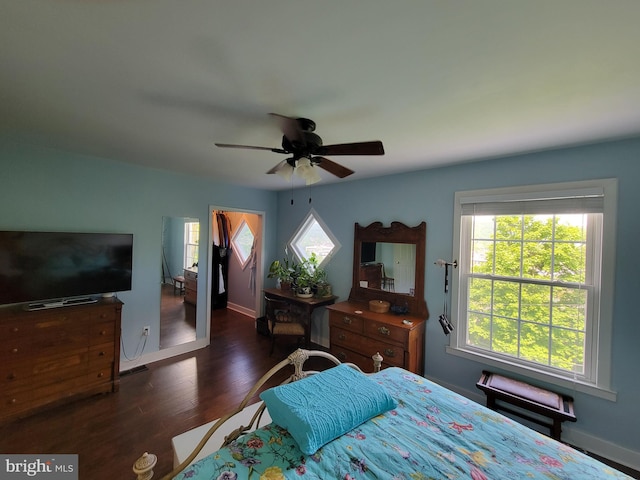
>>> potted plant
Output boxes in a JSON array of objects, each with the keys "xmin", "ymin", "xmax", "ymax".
[
  {"xmin": 292, "ymin": 256, "xmax": 314, "ymax": 297},
  {"xmin": 267, "ymin": 257, "xmax": 295, "ymax": 290}
]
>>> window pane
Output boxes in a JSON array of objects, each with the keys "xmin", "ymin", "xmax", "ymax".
[
  {"xmin": 468, "ymin": 277, "xmax": 492, "ymax": 314},
  {"xmin": 520, "ymin": 284, "xmax": 550, "ymax": 322},
  {"xmin": 231, "ymin": 220, "xmax": 255, "ymax": 268},
  {"xmin": 492, "ymin": 317, "xmax": 518, "ymax": 356},
  {"xmin": 552, "ymin": 287, "xmax": 586, "ymax": 330},
  {"xmin": 289, "ymin": 211, "xmax": 340, "ymax": 266},
  {"xmin": 492, "ymin": 280, "xmax": 519, "ymax": 319},
  {"xmin": 494, "ymin": 241, "xmax": 521, "ymax": 277},
  {"xmin": 551, "ymin": 327, "xmax": 585, "ymax": 373},
  {"xmin": 468, "ymin": 312, "xmax": 491, "ymax": 349},
  {"xmin": 471, "ymin": 240, "xmax": 493, "ymax": 274},
  {"xmin": 522, "ymin": 241, "xmax": 552, "ymax": 280},
  {"xmin": 495, "ymin": 215, "xmax": 521, "ymax": 240},
  {"xmin": 519, "ymin": 321, "xmax": 550, "ymax": 365},
  {"xmin": 472, "ymin": 215, "xmax": 495, "ymax": 239}
]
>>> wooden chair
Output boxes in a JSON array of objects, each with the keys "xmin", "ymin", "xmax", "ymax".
[
  {"xmin": 264, "ymin": 295, "xmax": 307, "ymax": 355},
  {"xmin": 173, "ymin": 275, "xmax": 185, "ymax": 295}
]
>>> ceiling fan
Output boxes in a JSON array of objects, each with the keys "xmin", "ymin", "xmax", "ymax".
[{"xmin": 215, "ymin": 113, "xmax": 384, "ymax": 184}]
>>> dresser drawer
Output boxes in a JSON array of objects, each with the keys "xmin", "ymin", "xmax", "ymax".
[
  {"xmin": 0, "ymin": 299, "xmax": 122, "ymax": 422},
  {"xmin": 1, "ymin": 390, "xmax": 34, "ymax": 416},
  {"xmin": 1, "ymin": 363, "xmax": 33, "ymax": 392},
  {"xmin": 329, "ymin": 311, "xmax": 364, "ymax": 334},
  {"xmin": 184, "ymin": 287, "xmax": 197, "ymax": 305},
  {"xmin": 89, "ymin": 343, "xmax": 115, "ymax": 365},
  {"xmin": 0, "ymin": 336, "xmax": 32, "ymax": 363},
  {"xmin": 331, "ymin": 327, "xmax": 405, "ymax": 368},
  {"xmin": 329, "ymin": 347, "xmax": 374, "ymax": 372},
  {"xmin": 364, "ymin": 320, "xmax": 408, "ymax": 346},
  {"xmin": 90, "ymin": 321, "xmax": 115, "ymax": 345},
  {"xmin": 0, "ymin": 318, "xmax": 34, "ymax": 338}
]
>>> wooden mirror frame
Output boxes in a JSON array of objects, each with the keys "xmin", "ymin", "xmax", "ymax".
[{"xmin": 349, "ymin": 221, "xmax": 428, "ymax": 318}]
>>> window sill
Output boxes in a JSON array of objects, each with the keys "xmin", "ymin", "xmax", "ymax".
[{"xmin": 445, "ymin": 346, "xmax": 617, "ymax": 402}]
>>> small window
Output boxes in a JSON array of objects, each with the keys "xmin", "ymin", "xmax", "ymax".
[
  {"xmin": 289, "ymin": 209, "xmax": 340, "ymax": 267},
  {"xmin": 184, "ymin": 221, "xmax": 199, "ymax": 268},
  {"xmin": 231, "ymin": 219, "xmax": 255, "ymax": 269}
]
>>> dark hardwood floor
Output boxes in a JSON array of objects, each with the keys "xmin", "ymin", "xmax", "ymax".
[
  {"xmin": 160, "ymin": 283, "xmax": 196, "ymax": 349},
  {"xmin": 0, "ymin": 308, "xmax": 637, "ymax": 479},
  {"xmin": 0, "ymin": 308, "xmax": 335, "ymax": 479}
]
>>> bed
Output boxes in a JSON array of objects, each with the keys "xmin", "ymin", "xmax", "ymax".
[{"xmin": 142, "ymin": 349, "xmax": 631, "ymax": 480}]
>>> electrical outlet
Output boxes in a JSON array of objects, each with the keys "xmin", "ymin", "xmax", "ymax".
[{"xmin": 143, "ymin": 326, "xmax": 150, "ymax": 336}]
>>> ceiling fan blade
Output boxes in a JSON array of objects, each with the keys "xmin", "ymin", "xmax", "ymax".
[
  {"xmin": 317, "ymin": 140, "xmax": 384, "ymax": 156},
  {"xmin": 215, "ymin": 143, "xmax": 287, "ymax": 154},
  {"xmin": 312, "ymin": 157, "xmax": 354, "ymax": 178},
  {"xmin": 268, "ymin": 113, "xmax": 305, "ymax": 145},
  {"xmin": 267, "ymin": 160, "xmax": 287, "ymax": 174}
]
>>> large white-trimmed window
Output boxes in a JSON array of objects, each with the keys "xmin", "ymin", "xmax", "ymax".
[
  {"xmin": 449, "ymin": 179, "xmax": 617, "ymax": 400},
  {"xmin": 289, "ymin": 209, "xmax": 340, "ymax": 267}
]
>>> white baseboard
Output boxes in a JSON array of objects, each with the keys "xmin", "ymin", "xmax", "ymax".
[
  {"xmin": 119, "ymin": 338, "xmax": 209, "ymax": 373},
  {"xmin": 427, "ymin": 374, "xmax": 640, "ymax": 472},
  {"xmin": 226, "ymin": 302, "xmax": 255, "ymax": 318}
]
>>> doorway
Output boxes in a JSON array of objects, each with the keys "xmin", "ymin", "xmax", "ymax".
[{"xmin": 209, "ymin": 207, "xmax": 264, "ymax": 336}]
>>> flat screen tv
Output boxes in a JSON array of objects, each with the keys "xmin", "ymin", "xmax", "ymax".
[
  {"xmin": 0, "ymin": 231, "xmax": 133, "ymax": 306},
  {"xmin": 361, "ymin": 241, "xmax": 377, "ymax": 264}
]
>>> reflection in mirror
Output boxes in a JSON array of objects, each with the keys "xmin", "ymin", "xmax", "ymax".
[
  {"xmin": 160, "ymin": 216, "xmax": 198, "ymax": 349},
  {"xmin": 359, "ymin": 242, "xmax": 416, "ymax": 294},
  {"xmin": 350, "ymin": 221, "xmax": 428, "ymax": 318}
]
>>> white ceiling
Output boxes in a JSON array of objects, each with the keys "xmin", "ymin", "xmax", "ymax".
[{"xmin": 2, "ymin": 1, "xmax": 640, "ymax": 191}]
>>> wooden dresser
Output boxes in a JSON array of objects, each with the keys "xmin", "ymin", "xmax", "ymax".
[
  {"xmin": 184, "ymin": 267, "xmax": 198, "ymax": 305},
  {"xmin": 327, "ymin": 300, "xmax": 425, "ymax": 375},
  {"xmin": 0, "ymin": 298, "xmax": 122, "ymax": 422}
]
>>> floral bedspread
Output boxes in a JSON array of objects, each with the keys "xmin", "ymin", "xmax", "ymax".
[{"xmin": 174, "ymin": 367, "xmax": 631, "ymax": 479}]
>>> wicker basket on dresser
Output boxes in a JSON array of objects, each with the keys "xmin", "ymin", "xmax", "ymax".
[
  {"xmin": 327, "ymin": 301, "xmax": 425, "ymax": 375},
  {"xmin": 0, "ymin": 298, "xmax": 122, "ymax": 422}
]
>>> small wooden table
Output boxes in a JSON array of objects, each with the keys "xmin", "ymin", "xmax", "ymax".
[
  {"xmin": 263, "ymin": 287, "xmax": 338, "ymax": 346},
  {"xmin": 476, "ymin": 371, "xmax": 576, "ymax": 441}
]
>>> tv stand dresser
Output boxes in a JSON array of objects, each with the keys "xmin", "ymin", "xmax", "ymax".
[{"xmin": 0, "ymin": 297, "xmax": 122, "ymax": 422}]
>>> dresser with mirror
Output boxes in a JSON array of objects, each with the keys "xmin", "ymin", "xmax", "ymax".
[{"xmin": 327, "ymin": 221, "xmax": 427, "ymax": 375}]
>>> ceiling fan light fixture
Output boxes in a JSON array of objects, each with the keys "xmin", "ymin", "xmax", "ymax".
[
  {"xmin": 275, "ymin": 161, "xmax": 295, "ymax": 181},
  {"xmin": 296, "ymin": 157, "xmax": 321, "ymax": 185}
]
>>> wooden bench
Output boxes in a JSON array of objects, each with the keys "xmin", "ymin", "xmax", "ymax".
[{"xmin": 476, "ymin": 371, "xmax": 576, "ymax": 441}]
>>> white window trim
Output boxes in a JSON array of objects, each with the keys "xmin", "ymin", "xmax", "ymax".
[
  {"xmin": 231, "ymin": 218, "xmax": 255, "ymax": 270},
  {"xmin": 288, "ymin": 208, "xmax": 341, "ymax": 267},
  {"xmin": 447, "ymin": 179, "xmax": 617, "ymax": 401}
]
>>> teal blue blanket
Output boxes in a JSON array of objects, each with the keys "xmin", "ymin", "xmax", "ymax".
[{"xmin": 175, "ymin": 367, "xmax": 631, "ymax": 479}]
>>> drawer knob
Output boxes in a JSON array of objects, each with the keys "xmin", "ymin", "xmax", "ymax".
[
  {"xmin": 98, "ymin": 351, "xmax": 106, "ymax": 357},
  {"xmin": 99, "ymin": 330, "xmax": 107, "ymax": 336},
  {"xmin": 337, "ymin": 352, "xmax": 347, "ymax": 361},
  {"xmin": 11, "ymin": 327, "xmax": 19, "ymax": 333},
  {"xmin": 338, "ymin": 333, "xmax": 346, "ymax": 340},
  {"xmin": 7, "ymin": 372, "xmax": 16, "ymax": 380},
  {"xmin": 342, "ymin": 316, "xmax": 353, "ymax": 325},
  {"xmin": 378, "ymin": 326, "xmax": 390, "ymax": 336},
  {"xmin": 384, "ymin": 348, "xmax": 396, "ymax": 357},
  {"xmin": 97, "ymin": 372, "xmax": 104, "ymax": 378},
  {"xmin": 11, "ymin": 347, "xmax": 18, "ymax": 354}
]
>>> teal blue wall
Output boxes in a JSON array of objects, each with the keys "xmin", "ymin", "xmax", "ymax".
[
  {"xmin": 275, "ymin": 137, "xmax": 640, "ymax": 459},
  {"xmin": 0, "ymin": 140, "xmax": 278, "ymax": 357},
  {"xmin": 2, "ymin": 135, "xmax": 638, "ymax": 461}
]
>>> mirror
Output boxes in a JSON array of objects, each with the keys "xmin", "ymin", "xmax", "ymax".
[
  {"xmin": 350, "ymin": 221, "xmax": 428, "ymax": 318},
  {"xmin": 359, "ymin": 242, "xmax": 416, "ymax": 294},
  {"xmin": 160, "ymin": 216, "xmax": 199, "ymax": 349}
]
